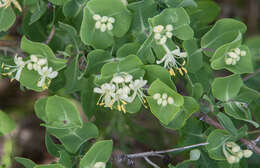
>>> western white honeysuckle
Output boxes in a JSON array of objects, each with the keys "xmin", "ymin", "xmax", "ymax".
[
  {"xmin": 93, "ymin": 14, "xmax": 115, "ymax": 32},
  {"xmin": 225, "ymin": 48, "xmax": 246, "ymax": 65},
  {"xmin": 153, "ymin": 93, "xmax": 174, "ymax": 106},
  {"xmin": 94, "ymin": 83, "xmax": 116, "ymax": 108},
  {"xmin": 0, "ymin": 0, "xmax": 22, "ymax": 12},
  {"xmin": 37, "ymin": 66, "xmax": 58, "ymax": 89},
  {"xmin": 94, "ymin": 72, "xmax": 147, "ymax": 113},
  {"xmin": 1, "ymin": 55, "xmax": 32, "ymax": 81},
  {"xmin": 1, "ymin": 54, "xmax": 59, "ymax": 89},
  {"xmin": 223, "ymin": 141, "xmax": 253, "ymax": 164},
  {"xmin": 156, "ymin": 45, "xmax": 188, "ymax": 76},
  {"xmin": 153, "ymin": 24, "xmax": 173, "ymax": 45}
]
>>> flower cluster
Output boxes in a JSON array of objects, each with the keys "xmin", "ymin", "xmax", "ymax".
[
  {"xmin": 93, "ymin": 14, "xmax": 115, "ymax": 32},
  {"xmin": 94, "ymin": 72, "xmax": 147, "ymax": 113},
  {"xmin": 0, "ymin": 0, "xmax": 22, "ymax": 12},
  {"xmin": 1, "ymin": 55, "xmax": 58, "ymax": 89},
  {"xmin": 223, "ymin": 141, "xmax": 253, "ymax": 164},
  {"xmin": 153, "ymin": 25, "xmax": 173, "ymax": 45},
  {"xmin": 156, "ymin": 46, "xmax": 188, "ymax": 76},
  {"xmin": 225, "ymin": 48, "xmax": 246, "ymax": 65},
  {"xmin": 153, "ymin": 93, "xmax": 174, "ymax": 106}
]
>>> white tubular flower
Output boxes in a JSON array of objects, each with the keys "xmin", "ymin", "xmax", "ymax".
[
  {"xmin": 93, "ymin": 14, "xmax": 115, "ymax": 32},
  {"xmin": 1, "ymin": 55, "xmax": 28, "ymax": 81},
  {"xmin": 156, "ymin": 45, "xmax": 187, "ymax": 76},
  {"xmin": 232, "ymin": 146, "xmax": 241, "ymax": 153},
  {"xmin": 37, "ymin": 66, "xmax": 58, "ymax": 89},
  {"xmin": 0, "ymin": 0, "xmax": 22, "ymax": 12},
  {"xmin": 92, "ymin": 162, "xmax": 106, "ymax": 168},
  {"xmin": 166, "ymin": 25, "xmax": 173, "ymax": 32},
  {"xmin": 243, "ymin": 150, "xmax": 253, "ymax": 158},
  {"xmin": 94, "ymin": 83, "xmax": 116, "ymax": 108}
]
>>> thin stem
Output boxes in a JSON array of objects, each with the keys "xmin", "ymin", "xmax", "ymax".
[
  {"xmin": 45, "ymin": 26, "xmax": 56, "ymax": 44},
  {"xmin": 243, "ymin": 68, "xmax": 260, "ymax": 81},
  {"xmin": 144, "ymin": 157, "xmax": 160, "ymax": 168},
  {"xmin": 127, "ymin": 142, "xmax": 209, "ymax": 158},
  {"xmin": 248, "ymin": 130, "xmax": 260, "ymax": 135}
]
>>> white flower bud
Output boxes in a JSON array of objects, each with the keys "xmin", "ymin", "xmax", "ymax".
[
  {"xmin": 154, "ymin": 33, "xmax": 161, "ymax": 40},
  {"xmin": 234, "ymin": 48, "xmax": 241, "ymax": 55},
  {"xmin": 166, "ymin": 32, "xmax": 173, "ymax": 38},
  {"xmin": 112, "ymin": 76, "xmax": 124, "ymax": 83},
  {"xmin": 100, "ymin": 24, "xmax": 107, "ymax": 32},
  {"xmin": 162, "ymin": 93, "xmax": 167, "ymax": 99},
  {"xmin": 124, "ymin": 74, "xmax": 133, "ymax": 83},
  {"xmin": 153, "ymin": 25, "xmax": 164, "ymax": 33},
  {"xmin": 227, "ymin": 156, "xmax": 237, "ymax": 164},
  {"xmin": 231, "ymin": 59, "xmax": 237, "ymax": 65},
  {"xmin": 228, "ymin": 52, "xmax": 238, "ymax": 59},
  {"xmin": 38, "ymin": 58, "xmax": 47, "ymax": 66},
  {"xmin": 33, "ymin": 64, "xmax": 41, "ymax": 71},
  {"xmin": 27, "ymin": 63, "xmax": 33, "ymax": 70},
  {"xmin": 153, "ymin": 93, "xmax": 161, "ymax": 100},
  {"xmin": 165, "ymin": 24, "xmax": 173, "ymax": 32},
  {"xmin": 162, "ymin": 100, "xmax": 167, "ymax": 106},
  {"xmin": 240, "ymin": 50, "xmax": 246, "ymax": 56},
  {"xmin": 108, "ymin": 17, "xmax": 115, "ymax": 23},
  {"xmin": 30, "ymin": 55, "xmax": 38, "ymax": 62},
  {"xmin": 243, "ymin": 150, "xmax": 253, "ymax": 158},
  {"xmin": 232, "ymin": 146, "xmax": 241, "ymax": 153},
  {"xmin": 237, "ymin": 151, "xmax": 243, "ymax": 159},
  {"xmin": 167, "ymin": 97, "xmax": 174, "ymax": 104},
  {"xmin": 93, "ymin": 14, "xmax": 101, "ymax": 21},
  {"xmin": 101, "ymin": 16, "xmax": 108, "ymax": 22},
  {"xmin": 159, "ymin": 36, "xmax": 167, "ymax": 45},
  {"xmin": 225, "ymin": 58, "xmax": 233, "ymax": 65},
  {"xmin": 95, "ymin": 21, "xmax": 102, "ymax": 29},
  {"xmin": 107, "ymin": 23, "xmax": 113, "ymax": 30},
  {"xmin": 157, "ymin": 98, "xmax": 162, "ymax": 105},
  {"xmin": 93, "ymin": 162, "xmax": 106, "ymax": 168}
]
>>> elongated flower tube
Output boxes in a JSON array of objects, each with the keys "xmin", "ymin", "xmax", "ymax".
[{"xmin": 0, "ymin": 0, "xmax": 22, "ymax": 12}]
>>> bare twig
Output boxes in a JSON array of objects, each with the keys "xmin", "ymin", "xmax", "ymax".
[
  {"xmin": 126, "ymin": 142, "xmax": 209, "ymax": 159},
  {"xmin": 144, "ymin": 157, "xmax": 160, "ymax": 168},
  {"xmin": 243, "ymin": 68, "xmax": 260, "ymax": 81},
  {"xmin": 45, "ymin": 26, "xmax": 56, "ymax": 44}
]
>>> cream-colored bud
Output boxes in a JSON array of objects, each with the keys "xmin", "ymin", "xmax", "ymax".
[
  {"xmin": 100, "ymin": 24, "xmax": 107, "ymax": 32},
  {"xmin": 154, "ymin": 33, "xmax": 161, "ymax": 40},
  {"xmin": 165, "ymin": 24, "xmax": 173, "ymax": 32},
  {"xmin": 162, "ymin": 100, "xmax": 167, "ymax": 106},
  {"xmin": 167, "ymin": 97, "xmax": 174, "ymax": 104},
  {"xmin": 162, "ymin": 93, "xmax": 167, "ymax": 99},
  {"xmin": 95, "ymin": 21, "xmax": 101, "ymax": 29},
  {"xmin": 243, "ymin": 150, "xmax": 253, "ymax": 158},
  {"xmin": 232, "ymin": 146, "xmax": 241, "ymax": 153},
  {"xmin": 153, "ymin": 93, "xmax": 161, "ymax": 100},
  {"xmin": 227, "ymin": 156, "xmax": 237, "ymax": 164},
  {"xmin": 225, "ymin": 58, "xmax": 233, "ymax": 65},
  {"xmin": 93, "ymin": 14, "xmax": 101, "ymax": 21},
  {"xmin": 234, "ymin": 48, "xmax": 241, "ymax": 55}
]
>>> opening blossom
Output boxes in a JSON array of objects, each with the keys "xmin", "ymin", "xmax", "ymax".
[
  {"xmin": 1, "ymin": 55, "xmax": 58, "ymax": 89},
  {"xmin": 153, "ymin": 93, "xmax": 174, "ymax": 106},
  {"xmin": 156, "ymin": 45, "xmax": 188, "ymax": 76},
  {"xmin": 153, "ymin": 24, "xmax": 188, "ymax": 76},
  {"xmin": 225, "ymin": 48, "xmax": 246, "ymax": 65},
  {"xmin": 94, "ymin": 72, "xmax": 147, "ymax": 113},
  {"xmin": 93, "ymin": 14, "xmax": 115, "ymax": 32},
  {"xmin": 0, "ymin": 0, "xmax": 22, "ymax": 12},
  {"xmin": 223, "ymin": 141, "xmax": 253, "ymax": 164}
]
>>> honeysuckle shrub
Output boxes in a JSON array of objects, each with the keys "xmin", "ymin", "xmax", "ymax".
[{"xmin": 0, "ymin": 0, "xmax": 260, "ymax": 168}]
